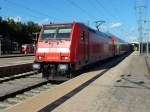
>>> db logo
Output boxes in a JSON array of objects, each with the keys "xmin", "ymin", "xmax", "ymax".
[{"xmin": 47, "ymin": 57, "xmax": 59, "ymax": 60}]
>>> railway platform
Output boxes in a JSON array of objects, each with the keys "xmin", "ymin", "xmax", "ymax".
[
  {"xmin": 0, "ymin": 56, "xmax": 34, "ymax": 67},
  {"xmin": 0, "ymin": 54, "xmax": 34, "ymax": 58},
  {"xmin": 53, "ymin": 51, "xmax": 150, "ymax": 112},
  {"xmin": 0, "ymin": 56, "xmax": 34, "ymax": 77},
  {"xmin": 5, "ymin": 51, "xmax": 150, "ymax": 112}
]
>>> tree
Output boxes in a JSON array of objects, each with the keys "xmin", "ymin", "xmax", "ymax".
[{"xmin": 0, "ymin": 18, "xmax": 40, "ymax": 45}]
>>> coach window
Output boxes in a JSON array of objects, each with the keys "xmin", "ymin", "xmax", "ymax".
[{"xmin": 80, "ymin": 31, "xmax": 85, "ymax": 41}]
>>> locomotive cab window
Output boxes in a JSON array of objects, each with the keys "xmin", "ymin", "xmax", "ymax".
[
  {"xmin": 40, "ymin": 25, "xmax": 72, "ymax": 40},
  {"xmin": 80, "ymin": 31, "xmax": 85, "ymax": 41}
]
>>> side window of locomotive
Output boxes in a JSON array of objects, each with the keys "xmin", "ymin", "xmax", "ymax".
[{"xmin": 80, "ymin": 31, "xmax": 85, "ymax": 41}]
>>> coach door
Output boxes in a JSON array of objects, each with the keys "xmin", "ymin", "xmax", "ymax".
[{"xmin": 80, "ymin": 30, "xmax": 89, "ymax": 64}]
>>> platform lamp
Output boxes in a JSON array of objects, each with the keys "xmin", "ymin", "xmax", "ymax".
[
  {"xmin": 0, "ymin": 35, "xmax": 2, "ymax": 56},
  {"xmin": 0, "ymin": 8, "xmax": 2, "ymax": 55},
  {"xmin": 144, "ymin": 19, "xmax": 150, "ymax": 56}
]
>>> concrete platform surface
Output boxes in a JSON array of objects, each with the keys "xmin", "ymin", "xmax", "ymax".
[
  {"xmin": 53, "ymin": 51, "xmax": 150, "ymax": 112},
  {"xmin": 0, "ymin": 56, "xmax": 34, "ymax": 67},
  {"xmin": 0, "ymin": 54, "xmax": 34, "ymax": 58}
]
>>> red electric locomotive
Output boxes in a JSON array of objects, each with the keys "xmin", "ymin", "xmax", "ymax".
[{"xmin": 33, "ymin": 22, "xmax": 131, "ymax": 78}]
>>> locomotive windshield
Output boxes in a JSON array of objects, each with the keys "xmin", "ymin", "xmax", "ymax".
[{"xmin": 41, "ymin": 25, "xmax": 72, "ymax": 40}]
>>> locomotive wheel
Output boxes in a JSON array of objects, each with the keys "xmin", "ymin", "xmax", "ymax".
[
  {"xmin": 42, "ymin": 72, "xmax": 49, "ymax": 80},
  {"xmin": 66, "ymin": 69, "xmax": 72, "ymax": 78},
  {"xmin": 51, "ymin": 67, "xmax": 56, "ymax": 79},
  {"xmin": 66, "ymin": 67, "xmax": 75, "ymax": 78}
]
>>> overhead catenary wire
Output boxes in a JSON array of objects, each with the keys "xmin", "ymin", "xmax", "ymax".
[
  {"xmin": 95, "ymin": 0, "xmax": 136, "ymax": 41},
  {"xmin": 42, "ymin": 0, "xmax": 68, "ymax": 15},
  {"xmin": 95, "ymin": 0, "xmax": 119, "ymax": 21},
  {"xmin": 93, "ymin": 0, "xmax": 125, "ymax": 33},
  {"xmin": 86, "ymin": 0, "xmax": 111, "ymax": 21},
  {"xmin": 106, "ymin": 0, "xmax": 127, "ymax": 23},
  {"xmin": 4, "ymin": 0, "xmax": 65, "ymax": 21},
  {"xmin": 2, "ymin": 3, "xmax": 44, "ymax": 21},
  {"xmin": 41, "ymin": 0, "xmax": 81, "ymax": 21},
  {"xmin": 65, "ymin": 0, "xmax": 97, "ymax": 20}
]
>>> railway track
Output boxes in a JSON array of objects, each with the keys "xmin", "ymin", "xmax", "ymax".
[
  {"xmin": 0, "ymin": 53, "xmax": 130, "ymax": 111},
  {"xmin": 0, "ymin": 83, "xmax": 57, "ymax": 111},
  {"xmin": 0, "ymin": 72, "xmax": 63, "ymax": 111},
  {"xmin": 0, "ymin": 71, "xmax": 37, "ymax": 83}
]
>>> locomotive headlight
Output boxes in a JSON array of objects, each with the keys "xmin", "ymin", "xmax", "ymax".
[
  {"xmin": 38, "ymin": 56, "xmax": 44, "ymax": 60},
  {"xmin": 61, "ymin": 56, "xmax": 69, "ymax": 60}
]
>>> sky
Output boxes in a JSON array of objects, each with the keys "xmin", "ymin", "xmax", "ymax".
[{"xmin": 0, "ymin": 0, "xmax": 150, "ymax": 42}]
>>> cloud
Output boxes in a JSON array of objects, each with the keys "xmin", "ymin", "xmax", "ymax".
[
  {"xmin": 42, "ymin": 18, "xmax": 49, "ymax": 22},
  {"xmin": 13, "ymin": 16, "xmax": 21, "ymax": 22},
  {"xmin": 94, "ymin": 22, "xmax": 122, "ymax": 31},
  {"xmin": 109, "ymin": 22, "xmax": 122, "ymax": 28},
  {"xmin": 126, "ymin": 36, "xmax": 138, "ymax": 42},
  {"xmin": 38, "ymin": 18, "xmax": 49, "ymax": 25},
  {"xmin": 6, "ymin": 16, "xmax": 21, "ymax": 22}
]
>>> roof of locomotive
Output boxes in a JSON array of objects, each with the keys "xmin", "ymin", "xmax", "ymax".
[
  {"xmin": 106, "ymin": 33, "xmax": 128, "ymax": 44},
  {"xmin": 42, "ymin": 22, "xmax": 128, "ymax": 44},
  {"xmin": 43, "ymin": 22, "xmax": 78, "ymax": 26}
]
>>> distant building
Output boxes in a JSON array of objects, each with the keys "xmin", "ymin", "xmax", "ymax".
[
  {"xmin": 0, "ymin": 35, "xmax": 20, "ymax": 54},
  {"xmin": 130, "ymin": 42, "xmax": 150, "ymax": 53}
]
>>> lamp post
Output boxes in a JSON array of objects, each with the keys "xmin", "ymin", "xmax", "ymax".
[
  {"xmin": 144, "ymin": 19, "xmax": 150, "ymax": 56},
  {"xmin": 0, "ymin": 7, "xmax": 2, "ymax": 55},
  {"xmin": 0, "ymin": 35, "xmax": 2, "ymax": 56}
]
